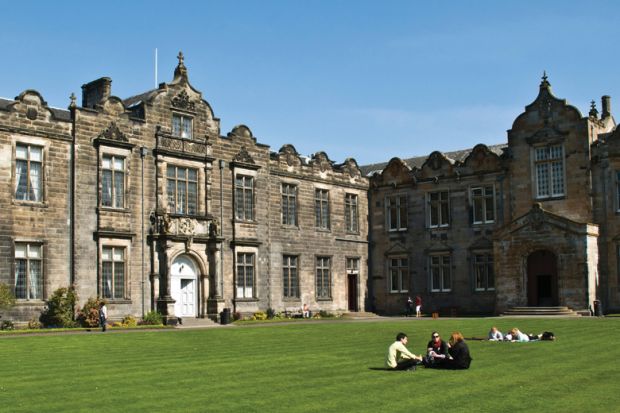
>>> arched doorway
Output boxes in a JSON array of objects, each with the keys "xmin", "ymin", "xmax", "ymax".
[
  {"xmin": 171, "ymin": 255, "xmax": 198, "ymax": 318},
  {"xmin": 527, "ymin": 250, "xmax": 558, "ymax": 306}
]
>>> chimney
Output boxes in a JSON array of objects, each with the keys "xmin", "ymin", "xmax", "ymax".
[
  {"xmin": 81, "ymin": 77, "xmax": 112, "ymax": 109},
  {"xmin": 602, "ymin": 95, "xmax": 611, "ymax": 119}
]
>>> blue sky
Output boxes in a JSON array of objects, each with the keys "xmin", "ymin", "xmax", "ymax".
[{"xmin": 1, "ymin": 1, "xmax": 619, "ymax": 165}]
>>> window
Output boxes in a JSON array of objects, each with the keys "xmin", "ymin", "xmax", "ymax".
[
  {"xmin": 386, "ymin": 195, "xmax": 407, "ymax": 231},
  {"xmin": 345, "ymin": 193, "xmax": 359, "ymax": 233},
  {"xmin": 428, "ymin": 191, "xmax": 449, "ymax": 228},
  {"xmin": 172, "ymin": 113, "xmax": 192, "ymax": 139},
  {"xmin": 534, "ymin": 145, "xmax": 564, "ymax": 198},
  {"xmin": 102, "ymin": 155, "xmax": 125, "ymax": 208},
  {"xmin": 347, "ymin": 258, "xmax": 360, "ymax": 274},
  {"xmin": 102, "ymin": 246, "xmax": 125, "ymax": 299},
  {"xmin": 430, "ymin": 254, "xmax": 451, "ymax": 292},
  {"xmin": 471, "ymin": 185, "xmax": 494, "ymax": 224},
  {"xmin": 389, "ymin": 257, "xmax": 408, "ymax": 293},
  {"xmin": 283, "ymin": 255, "xmax": 299, "ymax": 299},
  {"xmin": 14, "ymin": 243, "xmax": 43, "ymax": 300},
  {"xmin": 15, "ymin": 143, "xmax": 42, "ymax": 202},
  {"xmin": 316, "ymin": 256, "xmax": 331, "ymax": 299},
  {"xmin": 167, "ymin": 165, "xmax": 198, "ymax": 215},
  {"xmin": 235, "ymin": 175, "xmax": 254, "ymax": 221},
  {"xmin": 236, "ymin": 252, "xmax": 255, "ymax": 298},
  {"xmin": 315, "ymin": 189, "xmax": 330, "ymax": 229},
  {"xmin": 281, "ymin": 183, "xmax": 297, "ymax": 226},
  {"xmin": 473, "ymin": 253, "xmax": 494, "ymax": 291}
]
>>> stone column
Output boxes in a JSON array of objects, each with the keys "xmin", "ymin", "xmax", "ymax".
[
  {"xmin": 156, "ymin": 239, "xmax": 177, "ymax": 325},
  {"xmin": 207, "ymin": 237, "xmax": 225, "ymax": 320}
]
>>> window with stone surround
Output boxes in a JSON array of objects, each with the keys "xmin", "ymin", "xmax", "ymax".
[
  {"xmin": 428, "ymin": 191, "xmax": 450, "ymax": 228},
  {"xmin": 473, "ymin": 253, "xmax": 494, "ymax": 291},
  {"xmin": 102, "ymin": 246, "xmax": 125, "ymax": 300},
  {"xmin": 315, "ymin": 188, "xmax": 330, "ymax": 230},
  {"xmin": 471, "ymin": 185, "xmax": 495, "ymax": 224},
  {"xmin": 236, "ymin": 252, "xmax": 255, "ymax": 298},
  {"xmin": 386, "ymin": 195, "xmax": 407, "ymax": 231},
  {"xmin": 283, "ymin": 255, "xmax": 299, "ymax": 299},
  {"xmin": 281, "ymin": 183, "xmax": 298, "ymax": 226},
  {"xmin": 172, "ymin": 113, "xmax": 192, "ymax": 139},
  {"xmin": 235, "ymin": 175, "xmax": 254, "ymax": 221},
  {"xmin": 429, "ymin": 254, "xmax": 451, "ymax": 292},
  {"xmin": 316, "ymin": 256, "xmax": 331, "ymax": 299},
  {"xmin": 389, "ymin": 257, "xmax": 408, "ymax": 293},
  {"xmin": 534, "ymin": 144, "xmax": 564, "ymax": 198},
  {"xmin": 345, "ymin": 193, "xmax": 359, "ymax": 233},
  {"xmin": 167, "ymin": 165, "xmax": 198, "ymax": 215},
  {"xmin": 14, "ymin": 243, "xmax": 43, "ymax": 300},
  {"xmin": 15, "ymin": 143, "xmax": 43, "ymax": 202},
  {"xmin": 102, "ymin": 154, "xmax": 125, "ymax": 208}
]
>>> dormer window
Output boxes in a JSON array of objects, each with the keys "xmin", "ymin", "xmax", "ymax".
[{"xmin": 172, "ymin": 113, "xmax": 192, "ymax": 139}]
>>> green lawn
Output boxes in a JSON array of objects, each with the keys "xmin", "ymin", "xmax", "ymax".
[{"xmin": 1, "ymin": 317, "xmax": 618, "ymax": 413}]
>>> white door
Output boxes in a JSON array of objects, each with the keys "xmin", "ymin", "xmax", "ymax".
[{"xmin": 171, "ymin": 255, "xmax": 198, "ymax": 317}]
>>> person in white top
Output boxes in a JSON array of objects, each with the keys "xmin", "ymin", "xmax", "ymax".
[
  {"xmin": 488, "ymin": 326, "xmax": 504, "ymax": 341},
  {"xmin": 99, "ymin": 301, "xmax": 108, "ymax": 332},
  {"xmin": 385, "ymin": 332, "xmax": 423, "ymax": 371}
]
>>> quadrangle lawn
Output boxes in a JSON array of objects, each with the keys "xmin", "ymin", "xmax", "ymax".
[{"xmin": 1, "ymin": 317, "xmax": 619, "ymax": 413}]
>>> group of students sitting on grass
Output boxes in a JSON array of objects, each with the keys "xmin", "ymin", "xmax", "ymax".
[
  {"xmin": 386, "ymin": 331, "xmax": 472, "ymax": 371},
  {"xmin": 488, "ymin": 326, "xmax": 556, "ymax": 342}
]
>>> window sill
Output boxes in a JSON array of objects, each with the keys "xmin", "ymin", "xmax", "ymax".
[
  {"xmin": 315, "ymin": 228, "xmax": 331, "ymax": 233},
  {"xmin": 102, "ymin": 299, "xmax": 132, "ymax": 304},
  {"xmin": 316, "ymin": 298, "xmax": 333, "ymax": 302},
  {"xmin": 234, "ymin": 298, "xmax": 259, "ymax": 303},
  {"xmin": 12, "ymin": 200, "xmax": 47, "ymax": 208},
  {"xmin": 14, "ymin": 300, "xmax": 45, "ymax": 305},
  {"xmin": 98, "ymin": 206, "xmax": 131, "ymax": 214},
  {"xmin": 234, "ymin": 219, "xmax": 258, "ymax": 225},
  {"xmin": 389, "ymin": 291, "xmax": 408, "ymax": 294},
  {"xmin": 535, "ymin": 195, "xmax": 565, "ymax": 201},
  {"xmin": 388, "ymin": 229, "xmax": 408, "ymax": 233},
  {"xmin": 474, "ymin": 289, "xmax": 495, "ymax": 293},
  {"xmin": 345, "ymin": 231, "xmax": 360, "ymax": 235},
  {"xmin": 282, "ymin": 298, "xmax": 301, "ymax": 303},
  {"xmin": 430, "ymin": 290, "xmax": 452, "ymax": 294},
  {"xmin": 281, "ymin": 224, "xmax": 299, "ymax": 230}
]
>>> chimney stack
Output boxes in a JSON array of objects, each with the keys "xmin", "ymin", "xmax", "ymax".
[
  {"xmin": 81, "ymin": 77, "xmax": 112, "ymax": 109},
  {"xmin": 602, "ymin": 95, "xmax": 611, "ymax": 119}
]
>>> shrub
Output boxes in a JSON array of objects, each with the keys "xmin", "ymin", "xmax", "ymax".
[
  {"xmin": 318, "ymin": 310, "xmax": 336, "ymax": 318},
  {"xmin": 232, "ymin": 311, "xmax": 242, "ymax": 321},
  {"xmin": 253, "ymin": 311, "xmax": 268, "ymax": 321},
  {"xmin": 122, "ymin": 315, "xmax": 137, "ymax": 327},
  {"xmin": 0, "ymin": 283, "xmax": 16, "ymax": 311},
  {"xmin": 76, "ymin": 297, "xmax": 103, "ymax": 328},
  {"xmin": 39, "ymin": 287, "xmax": 78, "ymax": 328},
  {"xmin": 141, "ymin": 311, "xmax": 163, "ymax": 326},
  {"xmin": 266, "ymin": 307, "xmax": 276, "ymax": 319},
  {"xmin": 1, "ymin": 320, "xmax": 15, "ymax": 330},
  {"xmin": 27, "ymin": 318, "xmax": 42, "ymax": 329},
  {"xmin": 112, "ymin": 321, "xmax": 123, "ymax": 328}
]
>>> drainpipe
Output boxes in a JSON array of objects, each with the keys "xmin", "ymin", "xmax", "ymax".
[
  {"xmin": 140, "ymin": 146, "xmax": 148, "ymax": 318},
  {"xmin": 68, "ymin": 94, "xmax": 77, "ymax": 288},
  {"xmin": 219, "ymin": 159, "xmax": 225, "ymax": 299}
]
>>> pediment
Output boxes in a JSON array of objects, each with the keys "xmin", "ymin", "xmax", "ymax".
[
  {"xmin": 277, "ymin": 144, "xmax": 302, "ymax": 167},
  {"xmin": 311, "ymin": 151, "xmax": 333, "ymax": 172},
  {"xmin": 418, "ymin": 151, "xmax": 455, "ymax": 179},
  {"xmin": 384, "ymin": 242, "xmax": 409, "ymax": 256},
  {"xmin": 97, "ymin": 122, "xmax": 128, "ymax": 143},
  {"xmin": 499, "ymin": 203, "xmax": 597, "ymax": 238},
  {"xmin": 463, "ymin": 144, "xmax": 502, "ymax": 172},
  {"xmin": 469, "ymin": 236, "xmax": 493, "ymax": 250},
  {"xmin": 377, "ymin": 157, "xmax": 412, "ymax": 185}
]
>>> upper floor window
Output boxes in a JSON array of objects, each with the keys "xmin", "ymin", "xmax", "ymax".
[
  {"xmin": 172, "ymin": 113, "xmax": 192, "ymax": 139},
  {"xmin": 389, "ymin": 257, "xmax": 408, "ymax": 293},
  {"xmin": 15, "ymin": 143, "xmax": 42, "ymax": 202},
  {"xmin": 236, "ymin": 252, "xmax": 255, "ymax": 298},
  {"xmin": 345, "ymin": 193, "xmax": 359, "ymax": 233},
  {"xmin": 281, "ymin": 183, "xmax": 297, "ymax": 226},
  {"xmin": 473, "ymin": 253, "xmax": 494, "ymax": 291},
  {"xmin": 471, "ymin": 185, "xmax": 494, "ymax": 224},
  {"xmin": 316, "ymin": 256, "xmax": 331, "ymax": 299},
  {"xmin": 167, "ymin": 165, "xmax": 197, "ymax": 215},
  {"xmin": 14, "ymin": 243, "xmax": 43, "ymax": 300},
  {"xmin": 386, "ymin": 195, "xmax": 407, "ymax": 231},
  {"xmin": 102, "ymin": 155, "xmax": 125, "ymax": 208},
  {"xmin": 315, "ymin": 189, "xmax": 330, "ymax": 230},
  {"xmin": 430, "ymin": 254, "xmax": 451, "ymax": 292},
  {"xmin": 283, "ymin": 255, "xmax": 299, "ymax": 299},
  {"xmin": 102, "ymin": 246, "xmax": 125, "ymax": 300},
  {"xmin": 428, "ymin": 191, "xmax": 449, "ymax": 228},
  {"xmin": 534, "ymin": 145, "xmax": 564, "ymax": 198},
  {"xmin": 235, "ymin": 175, "xmax": 254, "ymax": 221}
]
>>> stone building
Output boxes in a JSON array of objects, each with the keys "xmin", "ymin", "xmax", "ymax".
[
  {"xmin": 364, "ymin": 75, "xmax": 618, "ymax": 315},
  {"xmin": 0, "ymin": 53, "xmax": 369, "ymax": 324}
]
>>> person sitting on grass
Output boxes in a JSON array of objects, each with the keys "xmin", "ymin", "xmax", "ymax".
[
  {"xmin": 385, "ymin": 332, "xmax": 424, "ymax": 371},
  {"xmin": 424, "ymin": 331, "xmax": 450, "ymax": 367},
  {"xmin": 488, "ymin": 326, "xmax": 504, "ymax": 341},
  {"xmin": 431, "ymin": 331, "xmax": 472, "ymax": 370}
]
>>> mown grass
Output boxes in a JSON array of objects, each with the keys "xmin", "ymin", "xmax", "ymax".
[{"xmin": 0, "ymin": 317, "xmax": 618, "ymax": 413}]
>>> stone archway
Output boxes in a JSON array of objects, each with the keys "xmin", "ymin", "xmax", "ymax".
[
  {"xmin": 527, "ymin": 250, "xmax": 558, "ymax": 306},
  {"xmin": 170, "ymin": 255, "xmax": 198, "ymax": 317}
]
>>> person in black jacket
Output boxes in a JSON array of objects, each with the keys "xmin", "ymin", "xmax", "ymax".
[
  {"xmin": 424, "ymin": 331, "xmax": 450, "ymax": 367},
  {"xmin": 433, "ymin": 331, "xmax": 472, "ymax": 370}
]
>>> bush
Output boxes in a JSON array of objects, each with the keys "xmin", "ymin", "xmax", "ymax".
[
  {"xmin": 253, "ymin": 311, "xmax": 268, "ymax": 321},
  {"xmin": 27, "ymin": 318, "xmax": 42, "ymax": 329},
  {"xmin": 266, "ymin": 307, "xmax": 276, "ymax": 319},
  {"xmin": 39, "ymin": 287, "xmax": 78, "ymax": 328},
  {"xmin": 76, "ymin": 297, "xmax": 103, "ymax": 328},
  {"xmin": 0, "ymin": 283, "xmax": 16, "ymax": 311},
  {"xmin": 122, "ymin": 315, "xmax": 137, "ymax": 327},
  {"xmin": 0, "ymin": 320, "xmax": 15, "ymax": 330},
  {"xmin": 141, "ymin": 311, "xmax": 163, "ymax": 326},
  {"xmin": 232, "ymin": 311, "xmax": 242, "ymax": 321}
]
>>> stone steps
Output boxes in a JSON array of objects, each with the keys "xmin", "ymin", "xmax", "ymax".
[
  {"xmin": 500, "ymin": 306, "xmax": 581, "ymax": 317},
  {"xmin": 176, "ymin": 317, "xmax": 222, "ymax": 328},
  {"xmin": 341, "ymin": 311, "xmax": 381, "ymax": 319}
]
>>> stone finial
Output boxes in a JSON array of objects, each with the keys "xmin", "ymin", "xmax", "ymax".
[
  {"xmin": 69, "ymin": 93, "xmax": 77, "ymax": 109},
  {"xmin": 173, "ymin": 51, "xmax": 188, "ymax": 83},
  {"xmin": 589, "ymin": 100, "xmax": 599, "ymax": 118},
  {"xmin": 540, "ymin": 71, "xmax": 551, "ymax": 89}
]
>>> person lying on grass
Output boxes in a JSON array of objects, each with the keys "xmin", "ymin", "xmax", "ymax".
[
  {"xmin": 385, "ymin": 332, "xmax": 424, "ymax": 371},
  {"xmin": 505, "ymin": 328, "xmax": 555, "ymax": 342},
  {"xmin": 427, "ymin": 331, "xmax": 472, "ymax": 370},
  {"xmin": 488, "ymin": 326, "xmax": 504, "ymax": 341},
  {"xmin": 424, "ymin": 331, "xmax": 450, "ymax": 367}
]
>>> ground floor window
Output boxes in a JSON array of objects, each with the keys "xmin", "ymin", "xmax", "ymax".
[
  {"xmin": 389, "ymin": 257, "xmax": 408, "ymax": 293},
  {"xmin": 102, "ymin": 246, "xmax": 125, "ymax": 299},
  {"xmin": 283, "ymin": 255, "xmax": 299, "ymax": 298},
  {"xmin": 473, "ymin": 253, "xmax": 494, "ymax": 291},
  {"xmin": 430, "ymin": 254, "xmax": 451, "ymax": 292},
  {"xmin": 236, "ymin": 252, "xmax": 255, "ymax": 298},
  {"xmin": 316, "ymin": 256, "xmax": 331, "ymax": 299},
  {"xmin": 14, "ymin": 243, "xmax": 43, "ymax": 300}
]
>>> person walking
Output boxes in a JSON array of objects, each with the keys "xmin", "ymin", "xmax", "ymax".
[
  {"xmin": 415, "ymin": 295, "xmax": 422, "ymax": 318},
  {"xmin": 99, "ymin": 301, "xmax": 108, "ymax": 332},
  {"xmin": 406, "ymin": 296, "xmax": 414, "ymax": 317}
]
